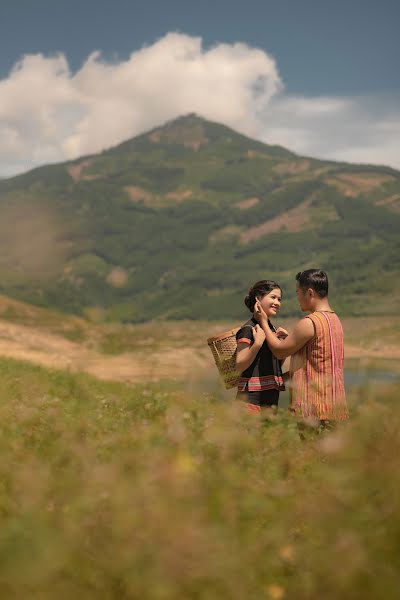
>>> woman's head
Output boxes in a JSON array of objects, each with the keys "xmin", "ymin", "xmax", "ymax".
[{"xmin": 244, "ymin": 280, "xmax": 282, "ymax": 317}]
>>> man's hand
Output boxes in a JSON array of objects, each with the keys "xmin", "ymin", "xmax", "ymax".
[{"xmin": 254, "ymin": 300, "xmax": 268, "ymax": 323}]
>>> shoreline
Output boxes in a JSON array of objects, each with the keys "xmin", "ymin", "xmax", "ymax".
[{"xmin": 0, "ymin": 315, "xmax": 399, "ymax": 384}]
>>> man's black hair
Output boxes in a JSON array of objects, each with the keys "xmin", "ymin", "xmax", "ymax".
[{"xmin": 296, "ymin": 269, "xmax": 328, "ymax": 298}]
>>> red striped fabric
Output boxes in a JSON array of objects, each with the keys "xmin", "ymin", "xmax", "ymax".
[
  {"xmin": 237, "ymin": 337, "xmax": 252, "ymax": 345},
  {"xmin": 246, "ymin": 403, "xmax": 262, "ymax": 414},
  {"xmin": 289, "ymin": 311, "xmax": 349, "ymax": 420},
  {"xmin": 238, "ymin": 374, "xmax": 285, "ymax": 392}
]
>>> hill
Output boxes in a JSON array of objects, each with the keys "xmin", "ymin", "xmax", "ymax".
[{"xmin": 0, "ymin": 113, "xmax": 399, "ymax": 321}]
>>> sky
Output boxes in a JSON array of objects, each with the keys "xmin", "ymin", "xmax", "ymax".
[{"xmin": 1, "ymin": 0, "xmax": 399, "ymax": 177}]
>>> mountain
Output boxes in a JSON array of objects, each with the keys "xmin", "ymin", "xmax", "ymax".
[{"xmin": 0, "ymin": 113, "xmax": 399, "ymax": 321}]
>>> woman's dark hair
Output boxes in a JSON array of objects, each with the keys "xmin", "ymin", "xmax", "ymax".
[
  {"xmin": 296, "ymin": 269, "xmax": 328, "ymax": 298},
  {"xmin": 244, "ymin": 280, "xmax": 282, "ymax": 312}
]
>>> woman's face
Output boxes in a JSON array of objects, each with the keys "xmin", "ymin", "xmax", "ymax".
[{"xmin": 256, "ymin": 288, "xmax": 282, "ymax": 317}]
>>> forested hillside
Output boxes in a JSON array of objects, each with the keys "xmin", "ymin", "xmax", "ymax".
[{"xmin": 1, "ymin": 114, "xmax": 399, "ymax": 321}]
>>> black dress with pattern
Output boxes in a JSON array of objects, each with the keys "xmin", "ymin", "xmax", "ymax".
[{"xmin": 236, "ymin": 317, "xmax": 285, "ymax": 412}]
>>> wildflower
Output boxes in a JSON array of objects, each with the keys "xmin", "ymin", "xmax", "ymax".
[
  {"xmin": 279, "ymin": 544, "xmax": 295, "ymax": 562},
  {"xmin": 266, "ymin": 583, "xmax": 285, "ymax": 599}
]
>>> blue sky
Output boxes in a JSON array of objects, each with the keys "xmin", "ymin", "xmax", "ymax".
[
  {"xmin": 2, "ymin": 0, "xmax": 399, "ymax": 94},
  {"xmin": 1, "ymin": 0, "xmax": 399, "ymax": 175}
]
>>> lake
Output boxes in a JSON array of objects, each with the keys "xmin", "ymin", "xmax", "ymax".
[{"xmin": 277, "ymin": 358, "xmax": 399, "ymax": 409}]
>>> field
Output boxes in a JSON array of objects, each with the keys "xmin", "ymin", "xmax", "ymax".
[
  {"xmin": 0, "ymin": 296, "xmax": 399, "ymax": 597},
  {"xmin": 0, "ymin": 295, "xmax": 399, "ymax": 389},
  {"xmin": 0, "ymin": 354, "xmax": 399, "ymax": 598}
]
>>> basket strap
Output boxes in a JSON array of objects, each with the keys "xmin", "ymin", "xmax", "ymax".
[{"xmin": 212, "ymin": 340, "xmax": 221, "ymax": 359}]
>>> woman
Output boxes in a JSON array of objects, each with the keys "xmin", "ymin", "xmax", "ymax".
[{"xmin": 235, "ymin": 280, "xmax": 287, "ymax": 413}]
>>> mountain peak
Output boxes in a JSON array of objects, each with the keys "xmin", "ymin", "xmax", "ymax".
[
  {"xmin": 145, "ymin": 113, "xmax": 211, "ymax": 149},
  {"xmin": 164, "ymin": 112, "xmax": 204, "ymax": 125},
  {"xmin": 111, "ymin": 112, "xmax": 293, "ymax": 158}
]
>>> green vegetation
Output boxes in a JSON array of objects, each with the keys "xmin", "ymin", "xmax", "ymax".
[
  {"xmin": 0, "ymin": 296, "xmax": 88, "ymax": 343},
  {"xmin": 0, "ymin": 355, "xmax": 399, "ymax": 598},
  {"xmin": 1, "ymin": 114, "xmax": 399, "ymax": 321}
]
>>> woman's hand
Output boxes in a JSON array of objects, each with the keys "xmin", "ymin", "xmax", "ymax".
[
  {"xmin": 252, "ymin": 324, "xmax": 266, "ymax": 347},
  {"xmin": 254, "ymin": 300, "xmax": 268, "ymax": 323}
]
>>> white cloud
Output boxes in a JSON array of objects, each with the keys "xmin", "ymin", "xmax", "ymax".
[
  {"xmin": 262, "ymin": 93, "xmax": 400, "ymax": 168},
  {"xmin": 0, "ymin": 32, "xmax": 399, "ymax": 177}
]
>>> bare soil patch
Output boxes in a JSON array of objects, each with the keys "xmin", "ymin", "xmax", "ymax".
[
  {"xmin": 124, "ymin": 186, "xmax": 154, "ymax": 204},
  {"xmin": 375, "ymin": 194, "xmax": 400, "ymax": 213},
  {"xmin": 0, "ymin": 310, "xmax": 398, "ymax": 385},
  {"xmin": 240, "ymin": 199, "xmax": 312, "ymax": 243},
  {"xmin": 246, "ymin": 150, "xmax": 274, "ymax": 160},
  {"xmin": 0, "ymin": 319, "xmax": 211, "ymax": 383},
  {"xmin": 125, "ymin": 186, "xmax": 193, "ymax": 206},
  {"xmin": 209, "ymin": 225, "xmax": 243, "ymax": 243},
  {"xmin": 325, "ymin": 173, "xmax": 395, "ymax": 197},
  {"xmin": 67, "ymin": 160, "xmax": 99, "ymax": 182},
  {"xmin": 106, "ymin": 267, "xmax": 129, "ymax": 288},
  {"xmin": 165, "ymin": 189, "xmax": 193, "ymax": 201},
  {"xmin": 235, "ymin": 197, "xmax": 260, "ymax": 210},
  {"xmin": 273, "ymin": 159, "xmax": 311, "ymax": 175}
]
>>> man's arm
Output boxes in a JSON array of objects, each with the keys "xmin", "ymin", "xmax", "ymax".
[{"xmin": 254, "ymin": 302, "xmax": 314, "ymax": 359}]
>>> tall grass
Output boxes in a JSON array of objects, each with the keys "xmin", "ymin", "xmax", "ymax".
[{"xmin": 0, "ymin": 356, "xmax": 399, "ymax": 599}]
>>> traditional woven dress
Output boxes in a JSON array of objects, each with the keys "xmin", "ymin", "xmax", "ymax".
[
  {"xmin": 290, "ymin": 311, "xmax": 349, "ymax": 420},
  {"xmin": 236, "ymin": 317, "xmax": 285, "ymax": 413}
]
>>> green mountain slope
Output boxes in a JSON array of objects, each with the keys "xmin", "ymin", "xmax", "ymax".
[{"xmin": 0, "ymin": 114, "xmax": 399, "ymax": 321}]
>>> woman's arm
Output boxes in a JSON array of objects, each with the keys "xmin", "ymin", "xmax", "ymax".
[
  {"xmin": 235, "ymin": 325, "xmax": 265, "ymax": 373},
  {"xmin": 254, "ymin": 301, "xmax": 314, "ymax": 360}
]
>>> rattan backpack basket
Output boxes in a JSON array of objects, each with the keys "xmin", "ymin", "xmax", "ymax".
[{"xmin": 207, "ymin": 327, "xmax": 240, "ymax": 390}]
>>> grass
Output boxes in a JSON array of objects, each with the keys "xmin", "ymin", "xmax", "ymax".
[
  {"xmin": 97, "ymin": 316, "xmax": 400, "ymax": 359},
  {"xmin": 343, "ymin": 315, "xmax": 400, "ymax": 349},
  {"xmin": 0, "ymin": 355, "xmax": 399, "ymax": 598},
  {"xmin": 0, "ymin": 296, "xmax": 88, "ymax": 343},
  {"xmin": 1, "ymin": 292, "xmax": 399, "ymax": 362}
]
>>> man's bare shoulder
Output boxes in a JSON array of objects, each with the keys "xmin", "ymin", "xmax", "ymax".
[{"xmin": 293, "ymin": 316, "xmax": 315, "ymax": 340}]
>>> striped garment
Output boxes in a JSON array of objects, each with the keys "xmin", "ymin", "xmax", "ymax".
[
  {"xmin": 289, "ymin": 311, "xmax": 349, "ymax": 420},
  {"xmin": 236, "ymin": 317, "xmax": 285, "ymax": 393},
  {"xmin": 237, "ymin": 373, "xmax": 285, "ymax": 393}
]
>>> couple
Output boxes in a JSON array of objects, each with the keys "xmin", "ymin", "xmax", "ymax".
[{"xmin": 235, "ymin": 269, "xmax": 349, "ymax": 423}]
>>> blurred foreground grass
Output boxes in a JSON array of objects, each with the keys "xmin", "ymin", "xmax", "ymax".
[{"xmin": 0, "ymin": 356, "xmax": 399, "ymax": 599}]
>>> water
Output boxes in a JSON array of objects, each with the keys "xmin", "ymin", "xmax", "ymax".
[
  {"xmin": 344, "ymin": 357, "xmax": 399, "ymax": 389},
  {"xmin": 277, "ymin": 360, "xmax": 399, "ymax": 409},
  {"xmin": 345, "ymin": 367, "xmax": 399, "ymax": 389}
]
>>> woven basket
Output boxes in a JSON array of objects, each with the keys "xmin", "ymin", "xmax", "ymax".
[{"xmin": 207, "ymin": 327, "xmax": 240, "ymax": 390}]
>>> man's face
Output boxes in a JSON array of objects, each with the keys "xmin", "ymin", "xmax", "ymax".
[{"xmin": 296, "ymin": 284, "xmax": 309, "ymax": 311}]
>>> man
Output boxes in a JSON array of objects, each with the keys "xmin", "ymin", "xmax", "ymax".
[{"xmin": 255, "ymin": 269, "xmax": 349, "ymax": 423}]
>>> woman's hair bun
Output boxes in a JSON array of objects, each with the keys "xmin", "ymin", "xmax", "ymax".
[{"xmin": 244, "ymin": 294, "xmax": 253, "ymax": 310}]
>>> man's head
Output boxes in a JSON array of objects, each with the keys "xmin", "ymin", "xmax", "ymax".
[{"xmin": 295, "ymin": 269, "xmax": 329, "ymax": 311}]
